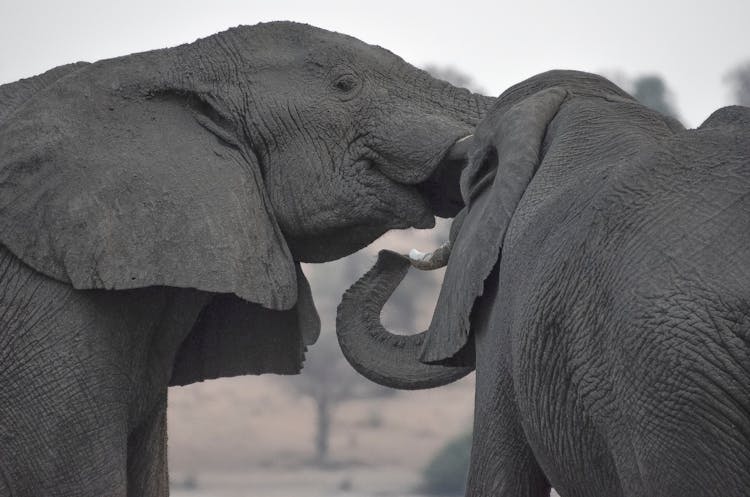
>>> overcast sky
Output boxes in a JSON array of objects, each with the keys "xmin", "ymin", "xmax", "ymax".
[{"xmin": 1, "ymin": 0, "xmax": 748, "ymax": 127}]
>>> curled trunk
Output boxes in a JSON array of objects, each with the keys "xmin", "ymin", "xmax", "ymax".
[{"xmin": 336, "ymin": 250, "xmax": 473, "ymax": 390}]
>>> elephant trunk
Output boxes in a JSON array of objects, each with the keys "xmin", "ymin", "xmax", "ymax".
[
  {"xmin": 335, "ymin": 81, "xmax": 489, "ymax": 390},
  {"xmin": 425, "ymin": 69, "xmax": 494, "ymax": 124},
  {"xmin": 336, "ymin": 250, "xmax": 473, "ymax": 390}
]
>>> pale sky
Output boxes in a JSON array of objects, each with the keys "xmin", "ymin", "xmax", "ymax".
[{"xmin": 1, "ymin": 0, "xmax": 749, "ymax": 127}]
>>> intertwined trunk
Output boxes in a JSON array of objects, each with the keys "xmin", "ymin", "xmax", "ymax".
[{"xmin": 336, "ymin": 250, "xmax": 473, "ymax": 390}]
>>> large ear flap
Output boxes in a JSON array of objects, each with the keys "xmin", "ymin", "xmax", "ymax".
[
  {"xmin": 0, "ymin": 63, "xmax": 296, "ymax": 310},
  {"xmin": 170, "ymin": 264, "xmax": 320, "ymax": 386},
  {"xmin": 420, "ymin": 87, "xmax": 569, "ymax": 364}
]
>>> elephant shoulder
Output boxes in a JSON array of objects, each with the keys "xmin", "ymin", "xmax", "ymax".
[{"xmin": 0, "ymin": 62, "xmax": 90, "ymax": 124}]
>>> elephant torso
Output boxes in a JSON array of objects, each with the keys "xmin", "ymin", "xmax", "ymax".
[{"xmin": 494, "ymin": 99, "xmax": 750, "ymax": 496}]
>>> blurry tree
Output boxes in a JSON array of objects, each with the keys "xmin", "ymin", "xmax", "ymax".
[
  {"xmin": 726, "ymin": 60, "xmax": 750, "ymax": 106},
  {"xmin": 287, "ymin": 329, "xmax": 394, "ymax": 465},
  {"xmin": 421, "ymin": 429, "xmax": 472, "ymax": 495},
  {"xmin": 290, "ymin": 254, "xmax": 396, "ymax": 465},
  {"xmin": 424, "ymin": 64, "xmax": 485, "ymax": 94},
  {"xmin": 632, "ymin": 74, "xmax": 680, "ymax": 120}
]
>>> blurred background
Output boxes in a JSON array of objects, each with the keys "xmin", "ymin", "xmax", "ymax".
[{"xmin": 2, "ymin": 1, "xmax": 749, "ymax": 495}]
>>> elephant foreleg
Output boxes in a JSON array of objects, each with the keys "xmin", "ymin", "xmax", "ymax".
[
  {"xmin": 466, "ymin": 267, "xmax": 550, "ymax": 497},
  {"xmin": 127, "ymin": 393, "xmax": 169, "ymax": 497},
  {"xmin": 0, "ymin": 253, "xmax": 130, "ymax": 496},
  {"xmin": 467, "ymin": 362, "xmax": 551, "ymax": 497},
  {"xmin": 0, "ymin": 463, "xmax": 11, "ymax": 497}
]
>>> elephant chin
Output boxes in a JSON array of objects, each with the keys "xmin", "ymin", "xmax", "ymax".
[{"xmin": 287, "ymin": 225, "xmax": 390, "ymax": 263}]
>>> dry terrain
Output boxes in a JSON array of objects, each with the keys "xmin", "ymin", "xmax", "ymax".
[{"xmin": 168, "ymin": 374, "xmax": 475, "ymax": 495}]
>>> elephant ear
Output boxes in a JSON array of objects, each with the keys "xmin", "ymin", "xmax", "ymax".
[
  {"xmin": 420, "ymin": 87, "xmax": 569, "ymax": 365},
  {"xmin": 170, "ymin": 264, "xmax": 320, "ymax": 386},
  {"xmin": 0, "ymin": 64, "xmax": 296, "ymax": 309}
]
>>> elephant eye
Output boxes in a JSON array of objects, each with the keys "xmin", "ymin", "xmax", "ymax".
[{"xmin": 333, "ymin": 74, "xmax": 358, "ymax": 94}]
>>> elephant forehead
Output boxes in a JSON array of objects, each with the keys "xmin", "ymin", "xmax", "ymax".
[{"xmin": 210, "ymin": 21, "xmax": 403, "ymax": 73}]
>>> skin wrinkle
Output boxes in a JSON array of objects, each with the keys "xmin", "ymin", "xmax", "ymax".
[
  {"xmin": 1, "ymin": 278, "xmax": 117, "ymax": 493},
  {"xmin": 0, "ymin": 462, "xmax": 13, "ymax": 497},
  {"xmin": 0, "ymin": 258, "xmax": 27, "ymax": 338},
  {"xmin": 0, "ymin": 287, "xmax": 69, "ymax": 378},
  {"xmin": 268, "ymin": 98, "xmax": 296, "ymax": 147},
  {"xmin": 263, "ymin": 75, "xmax": 374, "ymax": 237},
  {"xmin": 214, "ymin": 33, "xmax": 244, "ymax": 86},
  {"xmin": 656, "ymin": 295, "xmax": 750, "ymax": 420}
]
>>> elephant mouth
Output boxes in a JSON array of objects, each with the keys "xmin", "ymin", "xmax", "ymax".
[
  {"xmin": 288, "ymin": 136, "xmax": 473, "ymax": 264},
  {"xmin": 415, "ymin": 134, "xmax": 474, "ymax": 218}
]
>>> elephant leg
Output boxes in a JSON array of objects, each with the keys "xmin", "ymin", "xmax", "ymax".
[
  {"xmin": 466, "ymin": 268, "xmax": 550, "ymax": 497},
  {"xmin": 467, "ymin": 360, "xmax": 551, "ymax": 497},
  {"xmin": 0, "ymin": 260, "xmax": 130, "ymax": 496},
  {"xmin": 0, "ymin": 415, "xmax": 127, "ymax": 497},
  {"xmin": 127, "ymin": 392, "xmax": 169, "ymax": 497},
  {"xmin": 0, "ymin": 248, "xmax": 203, "ymax": 496},
  {"xmin": 0, "ymin": 465, "xmax": 11, "ymax": 497}
]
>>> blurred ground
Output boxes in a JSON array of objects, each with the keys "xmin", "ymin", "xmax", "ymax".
[
  {"xmin": 168, "ymin": 374, "xmax": 474, "ymax": 472},
  {"xmin": 170, "ymin": 467, "xmax": 424, "ymax": 497},
  {"xmin": 169, "ymin": 374, "xmax": 474, "ymax": 495}
]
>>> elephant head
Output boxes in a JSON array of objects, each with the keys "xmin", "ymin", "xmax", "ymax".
[
  {"xmin": 336, "ymin": 71, "xmax": 648, "ymax": 389},
  {"xmin": 0, "ymin": 22, "xmax": 494, "ymax": 384}
]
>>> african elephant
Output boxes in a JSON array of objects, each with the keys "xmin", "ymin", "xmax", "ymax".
[
  {"xmin": 337, "ymin": 70, "xmax": 750, "ymax": 496},
  {"xmin": 0, "ymin": 22, "xmax": 492, "ymax": 496}
]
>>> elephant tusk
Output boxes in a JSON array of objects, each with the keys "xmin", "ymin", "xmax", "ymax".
[
  {"xmin": 407, "ymin": 242, "xmax": 451, "ymax": 270},
  {"xmin": 445, "ymin": 134, "xmax": 474, "ymax": 161}
]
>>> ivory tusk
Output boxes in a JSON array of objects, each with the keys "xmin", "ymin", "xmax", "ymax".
[
  {"xmin": 408, "ymin": 248, "xmax": 430, "ymax": 261},
  {"xmin": 445, "ymin": 134, "xmax": 474, "ymax": 161},
  {"xmin": 407, "ymin": 242, "xmax": 451, "ymax": 270}
]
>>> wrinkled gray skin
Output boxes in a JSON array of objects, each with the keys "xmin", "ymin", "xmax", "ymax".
[
  {"xmin": 338, "ymin": 70, "xmax": 750, "ymax": 497},
  {"xmin": 0, "ymin": 22, "xmax": 492, "ymax": 497}
]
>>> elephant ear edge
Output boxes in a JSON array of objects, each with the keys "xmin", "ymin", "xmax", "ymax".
[
  {"xmin": 170, "ymin": 264, "xmax": 320, "ymax": 386},
  {"xmin": 419, "ymin": 87, "xmax": 570, "ymax": 365},
  {"xmin": 0, "ymin": 60, "xmax": 298, "ymax": 310}
]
